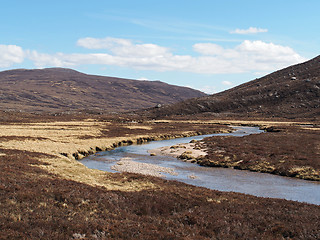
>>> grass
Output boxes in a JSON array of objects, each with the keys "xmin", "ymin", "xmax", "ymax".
[{"xmin": 0, "ymin": 119, "xmax": 228, "ymax": 190}]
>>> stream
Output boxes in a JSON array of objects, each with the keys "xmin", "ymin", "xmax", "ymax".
[{"xmin": 80, "ymin": 126, "xmax": 320, "ymax": 205}]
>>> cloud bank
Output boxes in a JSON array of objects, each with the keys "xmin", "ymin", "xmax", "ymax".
[{"xmin": 0, "ymin": 37, "xmax": 306, "ymax": 75}]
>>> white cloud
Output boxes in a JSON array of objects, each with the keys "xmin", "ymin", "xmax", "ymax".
[
  {"xmin": 222, "ymin": 81, "xmax": 233, "ymax": 86},
  {"xmin": 77, "ymin": 37, "xmax": 169, "ymax": 57},
  {"xmin": 0, "ymin": 45, "xmax": 25, "ymax": 68},
  {"xmin": 193, "ymin": 43, "xmax": 224, "ymax": 55},
  {"xmin": 230, "ymin": 27, "xmax": 268, "ymax": 34},
  {"xmin": 77, "ymin": 37, "xmax": 132, "ymax": 49},
  {"xmin": 21, "ymin": 37, "xmax": 305, "ymax": 75},
  {"xmin": 137, "ymin": 77, "xmax": 149, "ymax": 81},
  {"xmin": 27, "ymin": 50, "xmax": 75, "ymax": 68},
  {"xmin": 196, "ymin": 85, "xmax": 217, "ymax": 94},
  {"xmin": 191, "ymin": 40, "xmax": 305, "ymax": 73},
  {"xmin": 27, "ymin": 50, "xmax": 125, "ymax": 68}
]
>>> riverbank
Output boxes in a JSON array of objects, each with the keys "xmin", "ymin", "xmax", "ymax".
[
  {"xmin": 199, "ymin": 125, "xmax": 320, "ymax": 181},
  {"xmin": 1, "ymin": 113, "xmax": 320, "ymax": 239},
  {"xmin": 148, "ymin": 124, "xmax": 320, "ymax": 181},
  {"xmin": 0, "ymin": 118, "xmax": 229, "ymax": 189}
]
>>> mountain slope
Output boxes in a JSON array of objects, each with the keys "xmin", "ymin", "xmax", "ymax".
[
  {"xmin": 0, "ymin": 68, "xmax": 206, "ymax": 113},
  {"xmin": 147, "ymin": 55, "xmax": 320, "ymax": 119}
]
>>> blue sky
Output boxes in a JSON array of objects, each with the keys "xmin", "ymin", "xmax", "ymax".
[{"xmin": 1, "ymin": 0, "xmax": 319, "ymax": 93}]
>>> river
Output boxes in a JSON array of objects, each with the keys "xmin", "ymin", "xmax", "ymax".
[{"xmin": 80, "ymin": 126, "xmax": 320, "ymax": 205}]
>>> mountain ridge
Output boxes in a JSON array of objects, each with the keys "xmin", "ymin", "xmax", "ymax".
[
  {"xmin": 0, "ymin": 68, "xmax": 206, "ymax": 113},
  {"xmin": 145, "ymin": 55, "xmax": 320, "ymax": 119}
]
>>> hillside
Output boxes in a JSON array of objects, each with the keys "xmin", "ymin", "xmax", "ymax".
[
  {"xmin": 145, "ymin": 55, "xmax": 320, "ymax": 119},
  {"xmin": 0, "ymin": 68, "xmax": 206, "ymax": 113}
]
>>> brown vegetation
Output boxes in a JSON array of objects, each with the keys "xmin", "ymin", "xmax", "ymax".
[
  {"xmin": 1, "ymin": 115, "xmax": 319, "ymax": 238},
  {"xmin": 0, "ymin": 68, "xmax": 205, "ymax": 113},
  {"xmin": 198, "ymin": 125, "xmax": 320, "ymax": 181},
  {"xmin": 144, "ymin": 55, "xmax": 320, "ymax": 119},
  {"xmin": 1, "ymin": 148, "xmax": 320, "ymax": 239}
]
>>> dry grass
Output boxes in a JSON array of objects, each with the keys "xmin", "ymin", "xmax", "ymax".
[
  {"xmin": 125, "ymin": 125, "xmax": 153, "ymax": 130},
  {"xmin": 0, "ymin": 119, "xmax": 227, "ymax": 191},
  {"xmin": 0, "ymin": 121, "xmax": 155, "ymax": 190},
  {"xmin": 0, "ymin": 121, "xmax": 154, "ymax": 157}
]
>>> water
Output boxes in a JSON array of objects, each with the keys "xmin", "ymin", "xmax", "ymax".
[{"xmin": 80, "ymin": 126, "xmax": 320, "ymax": 205}]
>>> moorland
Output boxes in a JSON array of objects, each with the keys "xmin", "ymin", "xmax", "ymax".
[{"xmin": 0, "ymin": 56, "xmax": 319, "ymax": 239}]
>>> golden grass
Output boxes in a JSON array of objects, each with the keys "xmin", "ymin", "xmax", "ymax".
[
  {"xmin": 125, "ymin": 125, "xmax": 153, "ymax": 130},
  {"xmin": 0, "ymin": 120, "xmax": 162, "ymax": 191},
  {"xmin": 302, "ymin": 127, "xmax": 320, "ymax": 131},
  {"xmin": 39, "ymin": 158, "xmax": 157, "ymax": 191},
  {"xmin": 0, "ymin": 121, "xmax": 152, "ymax": 157},
  {"xmin": 289, "ymin": 166, "xmax": 320, "ymax": 180}
]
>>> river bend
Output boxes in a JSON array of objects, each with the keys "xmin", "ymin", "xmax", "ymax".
[{"xmin": 80, "ymin": 126, "xmax": 320, "ymax": 205}]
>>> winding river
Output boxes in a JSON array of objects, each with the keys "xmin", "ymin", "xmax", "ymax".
[{"xmin": 80, "ymin": 126, "xmax": 320, "ymax": 205}]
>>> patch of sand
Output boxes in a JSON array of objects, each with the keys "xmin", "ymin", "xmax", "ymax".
[{"xmin": 111, "ymin": 157, "xmax": 177, "ymax": 177}]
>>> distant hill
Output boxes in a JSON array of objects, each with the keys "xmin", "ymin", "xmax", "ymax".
[
  {"xmin": 0, "ymin": 68, "xmax": 206, "ymax": 113},
  {"xmin": 145, "ymin": 55, "xmax": 320, "ymax": 119}
]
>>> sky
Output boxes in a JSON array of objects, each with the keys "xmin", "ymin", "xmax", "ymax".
[{"xmin": 1, "ymin": 0, "xmax": 319, "ymax": 93}]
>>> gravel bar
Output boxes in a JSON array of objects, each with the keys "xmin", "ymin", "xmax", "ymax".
[{"xmin": 111, "ymin": 157, "xmax": 178, "ymax": 177}]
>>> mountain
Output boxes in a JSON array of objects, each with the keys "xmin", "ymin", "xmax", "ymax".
[
  {"xmin": 146, "ymin": 55, "xmax": 320, "ymax": 119},
  {"xmin": 0, "ymin": 68, "xmax": 206, "ymax": 113}
]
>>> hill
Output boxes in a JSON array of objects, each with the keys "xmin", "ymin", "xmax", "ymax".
[
  {"xmin": 146, "ymin": 55, "xmax": 320, "ymax": 119},
  {"xmin": 0, "ymin": 68, "xmax": 206, "ymax": 113}
]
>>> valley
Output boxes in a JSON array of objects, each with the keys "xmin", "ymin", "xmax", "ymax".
[{"xmin": 0, "ymin": 56, "xmax": 319, "ymax": 239}]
